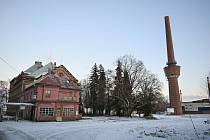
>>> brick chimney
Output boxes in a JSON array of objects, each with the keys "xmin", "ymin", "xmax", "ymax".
[
  {"xmin": 35, "ymin": 61, "xmax": 42, "ymax": 69},
  {"xmin": 164, "ymin": 16, "xmax": 182, "ymax": 115}
]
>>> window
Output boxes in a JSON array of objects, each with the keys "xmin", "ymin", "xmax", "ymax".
[
  {"xmin": 40, "ymin": 107, "xmax": 54, "ymax": 116},
  {"xmin": 45, "ymin": 90, "xmax": 51, "ymax": 97},
  {"xmin": 63, "ymin": 107, "xmax": 74, "ymax": 116}
]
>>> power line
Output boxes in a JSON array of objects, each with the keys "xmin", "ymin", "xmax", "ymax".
[{"xmin": 0, "ymin": 56, "xmax": 19, "ymax": 73}]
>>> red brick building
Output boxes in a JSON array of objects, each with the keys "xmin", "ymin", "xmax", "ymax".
[{"xmin": 9, "ymin": 61, "xmax": 81, "ymax": 121}]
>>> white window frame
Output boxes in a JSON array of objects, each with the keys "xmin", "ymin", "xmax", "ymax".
[
  {"xmin": 63, "ymin": 107, "xmax": 74, "ymax": 116},
  {"xmin": 40, "ymin": 107, "xmax": 54, "ymax": 116}
]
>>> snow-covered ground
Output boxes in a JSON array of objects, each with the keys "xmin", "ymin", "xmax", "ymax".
[{"xmin": 0, "ymin": 114, "xmax": 210, "ymax": 140}]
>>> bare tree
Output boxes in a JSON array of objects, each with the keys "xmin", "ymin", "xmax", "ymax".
[
  {"xmin": 114, "ymin": 55, "xmax": 163, "ymax": 117},
  {"xmin": 153, "ymin": 95, "xmax": 168, "ymax": 113},
  {"xmin": 105, "ymin": 69, "xmax": 115, "ymax": 115},
  {"xmin": 0, "ymin": 81, "xmax": 9, "ymax": 121},
  {"xmin": 0, "ymin": 81, "xmax": 9, "ymax": 89},
  {"xmin": 136, "ymin": 73, "xmax": 162, "ymax": 116},
  {"xmin": 116, "ymin": 55, "xmax": 146, "ymax": 117},
  {"xmin": 118, "ymin": 55, "xmax": 146, "ymax": 94},
  {"xmin": 80, "ymin": 79, "xmax": 91, "ymax": 115}
]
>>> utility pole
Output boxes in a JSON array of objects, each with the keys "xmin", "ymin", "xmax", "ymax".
[{"xmin": 207, "ymin": 77, "xmax": 210, "ymax": 100}]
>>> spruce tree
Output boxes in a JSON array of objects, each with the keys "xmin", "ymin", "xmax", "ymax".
[
  {"xmin": 113, "ymin": 60, "xmax": 124, "ymax": 116},
  {"xmin": 98, "ymin": 64, "xmax": 106, "ymax": 115},
  {"xmin": 89, "ymin": 63, "xmax": 99, "ymax": 115}
]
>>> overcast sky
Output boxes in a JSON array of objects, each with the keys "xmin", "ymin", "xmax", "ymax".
[{"xmin": 0, "ymin": 0, "xmax": 210, "ymax": 101}]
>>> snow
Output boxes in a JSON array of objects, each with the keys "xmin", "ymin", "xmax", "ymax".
[{"xmin": 1, "ymin": 114, "xmax": 210, "ymax": 140}]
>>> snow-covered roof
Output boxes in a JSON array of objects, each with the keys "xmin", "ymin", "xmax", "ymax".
[
  {"xmin": 25, "ymin": 74, "xmax": 80, "ymax": 90},
  {"xmin": 24, "ymin": 61, "xmax": 43, "ymax": 74},
  {"xmin": 6, "ymin": 102, "xmax": 34, "ymax": 106},
  {"xmin": 28, "ymin": 62, "xmax": 56, "ymax": 78},
  {"xmin": 23, "ymin": 62, "xmax": 80, "ymax": 90}
]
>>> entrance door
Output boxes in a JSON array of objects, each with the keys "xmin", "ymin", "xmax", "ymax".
[
  {"xmin": 56, "ymin": 108, "xmax": 62, "ymax": 122},
  {"xmin": 30, "ymin": 106, "xmax": 34, "ymax": 121}
]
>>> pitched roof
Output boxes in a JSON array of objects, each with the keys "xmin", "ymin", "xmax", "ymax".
[
  {"xmin": 39, "ymin": 74, "xmax": 60, "ymax": 86},
  {"xmin": 53, "ymin": 65, "xmax": 78, "ymax": 82},
  {"xmin": 28, "ymin": 62, "xmax": 56, "ymax": 78},
  {"xmin": 25, "ymin": 75, "xmax": 48, "ymax": 89},
  {"xmin": 23, "ymin": 61, "xmax": 80, "ymax": 90},
  {"xmin": 25, "ymin": 74, "xmax": 80, "ymax": 90},
  {"xmin": 24, "ymin": 61, "xmax": 43, "ymax": 74},
  {"xmin": 59, "ymin": 76, "xmax": 80, "ymax": 89}
]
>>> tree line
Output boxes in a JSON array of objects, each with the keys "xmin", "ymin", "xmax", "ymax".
[{"xmin": 81, "ymin": 55, "xmax": 167, "ymax": 117}]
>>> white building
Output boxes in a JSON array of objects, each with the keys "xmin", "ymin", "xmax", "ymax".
[{"xmin": 182, "ymin": 99, "xmax": 210, "ymax": 114}]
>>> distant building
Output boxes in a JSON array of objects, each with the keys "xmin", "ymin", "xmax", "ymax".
[
  {"xmin": 9, "ymin": 61, "xmax": 81, "ymax": 121},
  {"xmin": 182, "ymin": 99, "xmax": 210, "ymax": 114}
]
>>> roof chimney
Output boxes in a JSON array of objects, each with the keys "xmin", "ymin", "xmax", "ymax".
[
  {"xmin": 35, "ymin": 61, "xmax": 42, "ymax": 69},
  {"xmin": 35, "ymin": 61, "xmax": 42, "ymax": 65}
]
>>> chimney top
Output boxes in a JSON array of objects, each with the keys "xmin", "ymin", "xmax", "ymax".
[
  {"xmin": 35, "ymin": 61, "xmax": 42, "ymax": 65},
  {"xmin": 165, "ymin": 16, "xmax": 169, "ymax": 19},
  {"xmin": 164, "ymin": 16, "xmax": 177, "ymax": 65}
]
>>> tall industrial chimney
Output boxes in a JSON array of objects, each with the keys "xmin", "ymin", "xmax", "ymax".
[{"xmin": 164, "ymin": 16, "xmax": 182, "ymax": 115}]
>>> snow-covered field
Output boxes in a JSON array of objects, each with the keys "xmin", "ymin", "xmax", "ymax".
[{"xmin": 0, "ymin": 114, "xmax": 210, "ymax": 140}]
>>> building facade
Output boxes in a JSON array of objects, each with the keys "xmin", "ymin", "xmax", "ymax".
[
  {"xmin": 182, "ymin": 99, "xmax": 210, "ymax": 114},
  {"xmin": 9, "ymin": 62, "xmax": 81, "ymax": 121}
]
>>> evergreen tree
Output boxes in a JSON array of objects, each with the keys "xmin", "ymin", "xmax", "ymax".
[
  {"xmin": 98, "ymin": 64, "xmax": 106, "ymax": 115},
  {"xmin": 89, "ymin": 63, "xmax": 99, "ymax": 115},
  {"xmin": 113, "ymin": 60, "xmax": 124, "ymax": 116}
]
